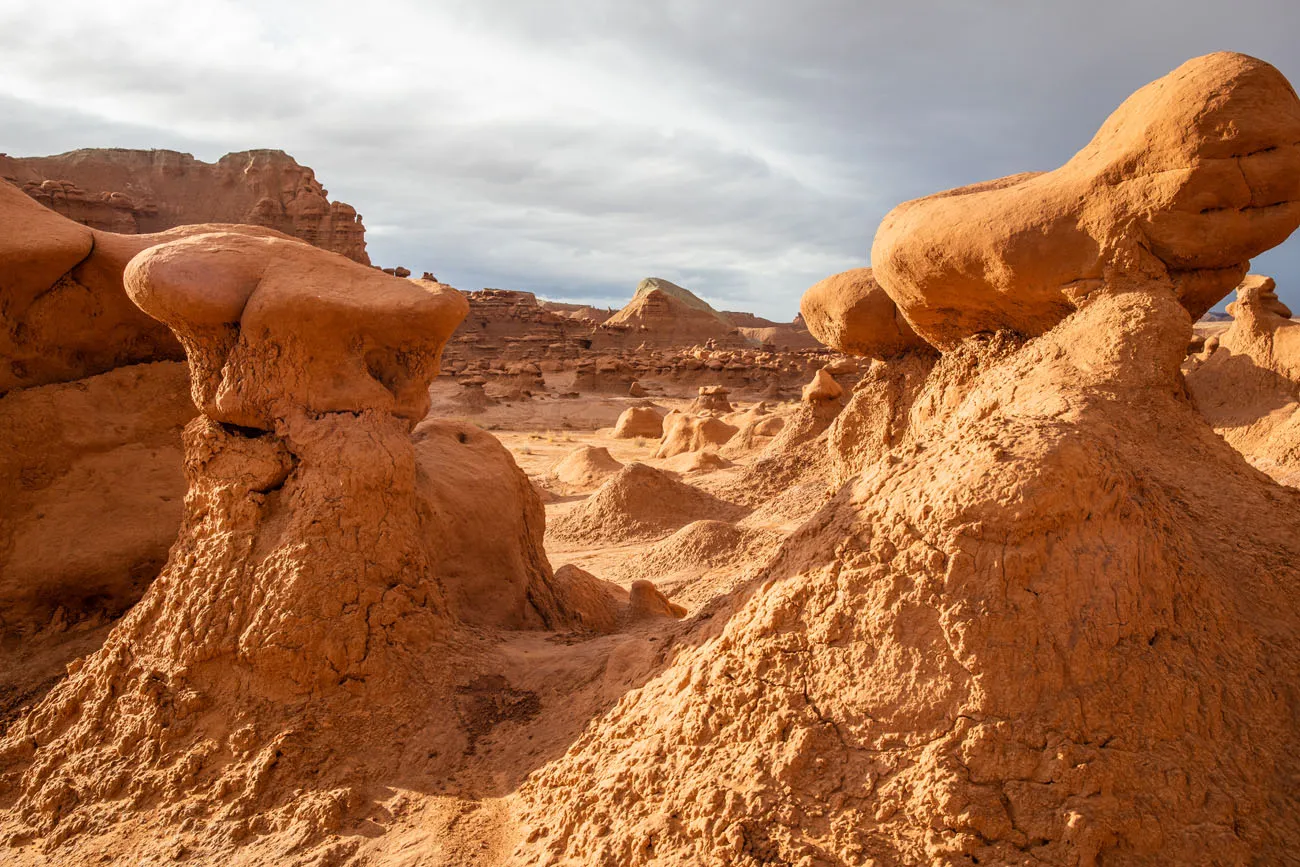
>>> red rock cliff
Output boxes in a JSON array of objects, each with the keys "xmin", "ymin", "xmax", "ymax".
[{"xmin": 0, "ymin": 148, "xmax": 369, "ymax": 264}]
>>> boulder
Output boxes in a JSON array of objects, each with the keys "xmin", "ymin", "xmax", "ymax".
[
  {"xmin": 800, "ymin": 267, "xmax": 929, "ymax": 357},
  {"xmin": 872, "ymin": 52, "xmax": 1300, "ymax": 348},
  {"xmin": 611, "ymin": 405, "xmax": 665, "ymax": 439}
]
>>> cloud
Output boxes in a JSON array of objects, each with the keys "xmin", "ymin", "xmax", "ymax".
[{"xmin": 2, "ymin": 0, "xmax": 1299, "ymax": 318}]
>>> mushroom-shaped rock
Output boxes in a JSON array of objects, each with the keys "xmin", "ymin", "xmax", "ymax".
[
  {"xmin": 1226, "ymin": 274, "xmax": 1295, "ymax": 330},
  {"xmin": 872, "ymin": 52, "xmax": 1300, "ymax": 349},
  {"xmin": 1186, "ymin": 275, "xmax": 1300, "ymax": 485},
  {"xmin": 125, "ymin": 232, "xmax": 469, "ymax": 429},
  {"xmin": 799, "ymin": 267, "xmax": 929, "ymax": 358},
  {"xmin": 612, "ymin": 405, "xmax": 665, "ymax": 439},
  {"xmin": 802, "ymin": 367, "xmax": 844, "ymax": 403},
  {"xmin": 656, "ymin": 412, "xmax": 739, "ymax": 458},
  {"xmin": 688, "ymin": 385, "xmax": 733, "ymax": 414}
]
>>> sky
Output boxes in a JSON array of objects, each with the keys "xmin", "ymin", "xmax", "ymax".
[{"xmin": 1, "ymin": 0, "xmax": 1298, "ymax": 321}]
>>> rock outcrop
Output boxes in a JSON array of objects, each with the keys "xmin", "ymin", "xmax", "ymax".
[
  {"xmin": 612, "ymin": 405, "xmax": 666, "ymax": 439},
  {"xmin": 872, "ymin": 52, "xmax": 1300, "ymax": 348},
  {"xmin": 603, "ymin": 278, "xmax": 752, "ymax": 347},
  {"xmin": 655, "ymin": 412, "xmax": 739, "ymax": 459},
  {"xmin": 800, "ymin": 267, "xmax": 930, "ymax": 357},
  {"xmin": 1, "ymin": 148, "xmax": 369, "ymax": 264},
  {"xmin": 1186, "ymin": 274, "xmax": 1300, "ymax": 486}
]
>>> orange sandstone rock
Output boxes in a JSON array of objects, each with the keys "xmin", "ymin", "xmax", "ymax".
[
  {"xmin": 872, "ymin": 52, "xmax": 1300, "ymax": 348},
  {"xmin": 800, "ymin": 267, "xmax": 929, "ymax": 357}
]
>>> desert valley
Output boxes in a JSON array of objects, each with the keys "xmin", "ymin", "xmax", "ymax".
[{"xmin": 3, "ymin": 33, "xmax": 1300, "ymax": 867}]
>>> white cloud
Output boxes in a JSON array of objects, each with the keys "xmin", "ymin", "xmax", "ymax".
[{"xmin": 2, "ymin": 0, "xmax": 1299, "ymax": 318}]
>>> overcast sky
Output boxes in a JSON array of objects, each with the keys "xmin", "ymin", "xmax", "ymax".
[{"xmin": 2, "ymin": 1, "xmax": 1298, "ymax": 320}]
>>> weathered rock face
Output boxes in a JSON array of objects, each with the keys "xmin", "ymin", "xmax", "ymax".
[
  {"xmin": 442, "ymin": 288, "xmax": 599, "ymax": 372},
  {"xmin": 655, "ymin": 412, "xmax": 739, "ymax": 459},
  {"xmin": 0, "ymin": 184, "xmax": 290, "ymax": 637},
  {"xmin": 1186, "ymin": 274, "xmax": 1300, "ymax": 486},
  {"xmin": 0, "ymin": 148, "xmax": 369, "ymax": 264},
  {"xmin": 872, "ymin": 52, "xmax": 1300, "ymax": 349},
  {"xmin": 0, "ymin": 362, "xmax": 193, "ymax": 635}
]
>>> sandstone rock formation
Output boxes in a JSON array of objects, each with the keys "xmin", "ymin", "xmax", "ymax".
[
  {"xmin": 655, "ymin": 412, "xmax": 740, "ymax": 459},
  {"xmin": 872, "ymin": 52, "xmax": 1300, "ymax": 348},
  {"xmin": 800, "ymin": 267, "xmax": 929, "ymax": 357},
  {"xmin": 603, "ymin": 278, "xmax": 751, "ymax": 347},
  {"xmin": 611, "ymin": 405, "xmax": 666, "ymax": 439},
  {"xmin": 518, "ymin": 55, "xmax": 1300, "ymax": 866},
  {"xmin": 0, "ymin": 229, "xmax": 641, "ymax": 854},
  {"xmin": 0, "ymin": 362, "xmax": 193, "ymax": 634},
  {"xmin": 522, "ymin": 285, "xmax": 1300, "ymax": 867},
  {"xmin": 1, "ymin": 149, "xmax": 369, "ymax": 263},
  {"xmin": 549, "ymin": 565, "xmax": 687, "ymax": 634},
  {"xmin": 1186, "ymin": 274, "xmax": 1300, "ymax": 486},
  {"xmin": 688, "ymin": 384, "xmax": 734, "ymax": 414},
  {"xmin": 801, "ymin": 367, "xmax": 844, "ymax": 403},
  {"xmin": 412, "ymin": 418, "xmax": 564, "ymax": 629}
]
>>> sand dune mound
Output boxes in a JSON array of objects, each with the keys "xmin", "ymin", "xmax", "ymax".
[
  {"xmin": 548, "ymin": 463, "xmax": 744, "ymax": 545},
  {"xmin": 608, "ymin": 519, "xmax": 779, "ymax": 580},
  {"xmin": 551, "ymin": 445, "xmax": 624, "ymax": 488},
  {"xmin": 659, "ymin": 449, "xmax": 731, "ymax": 475}
]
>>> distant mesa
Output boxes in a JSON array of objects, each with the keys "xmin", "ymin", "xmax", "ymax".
[
  {"xmin": 602, "ymin": 277, "xmax": 739, "ymax": 346},
  {"xmin": 0, "ymin": 148, "xmax": 370, "ymax": 264},
  {"xmin": 604, "ymin": 277, "xmax": 815, "ymax": 349}
]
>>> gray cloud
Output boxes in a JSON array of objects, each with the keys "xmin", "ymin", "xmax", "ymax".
[{"xmin": 2, "ymin": 0, "xmax": 1298, "ymax": 318}]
